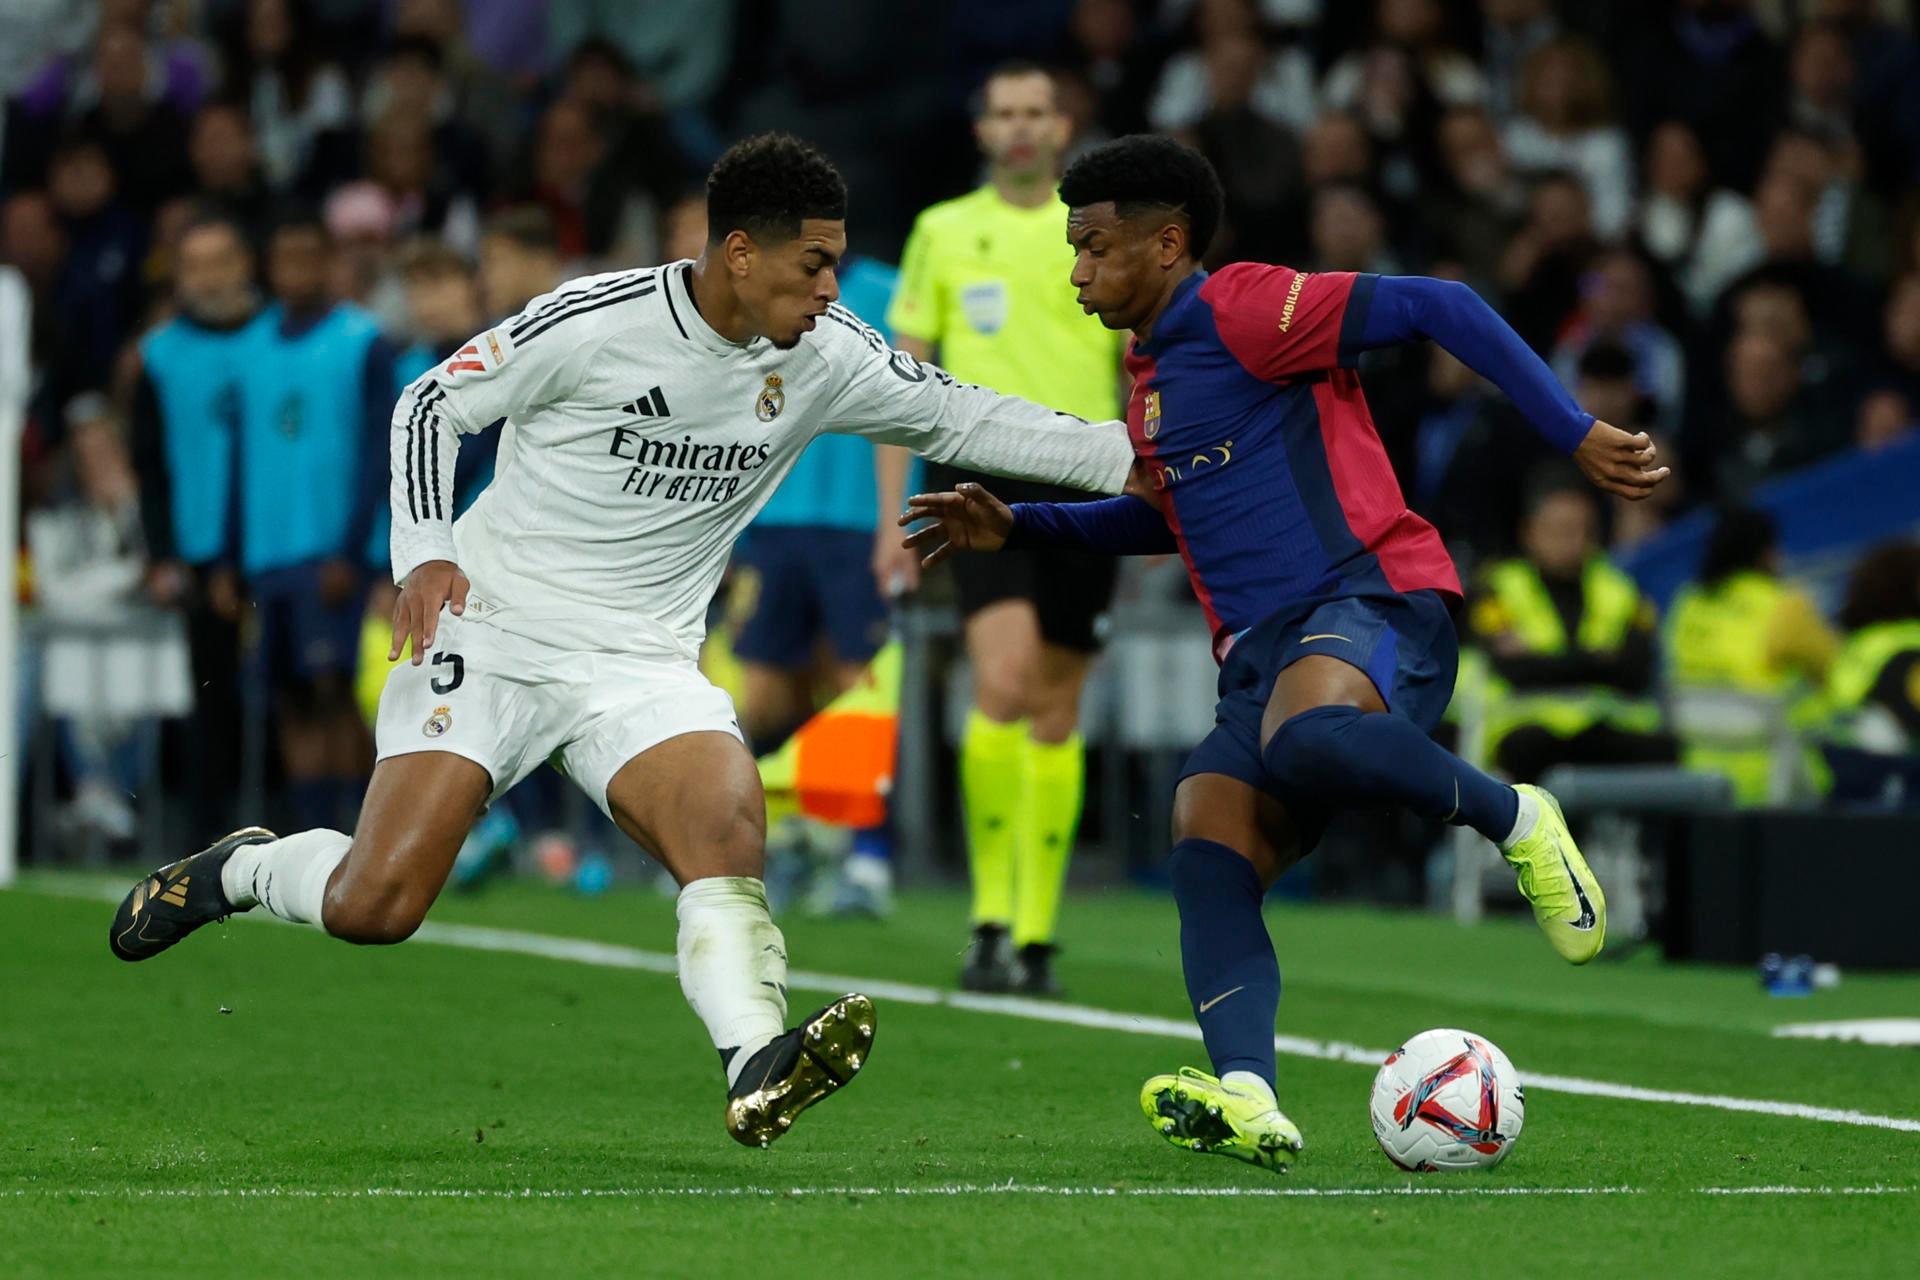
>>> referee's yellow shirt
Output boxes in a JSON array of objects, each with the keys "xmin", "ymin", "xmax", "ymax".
[{"xmin": 887, "ymin": 186, "xmax": 1126, "ymax": 422}]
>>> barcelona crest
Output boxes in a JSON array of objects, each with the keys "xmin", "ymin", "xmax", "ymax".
[{"xmin": 1143, "ymin": 390, "xmax": 1162, "ymax": 440}]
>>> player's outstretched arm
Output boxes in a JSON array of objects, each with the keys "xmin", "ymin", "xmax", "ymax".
[
  {"xmin": 900, "ymin": 480, "xmax": 1177, "ymax": 567},
  {"xmin": 816, "ymin": 314, "xmax": 1135, "ymax": 495},
  {"xmin": 1356, "ymin": 275, "xmax": 1670, "ymax": 500}
]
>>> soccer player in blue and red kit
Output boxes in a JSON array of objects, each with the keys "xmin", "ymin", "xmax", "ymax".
[{"xmin": 901, "ymin": 136, "xmax": 1669, "ymax": 1173}]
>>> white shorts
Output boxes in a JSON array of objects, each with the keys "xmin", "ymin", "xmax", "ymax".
[{"xmin": 374, "ymin": 610, "xmax": 742, "ymax": 819}]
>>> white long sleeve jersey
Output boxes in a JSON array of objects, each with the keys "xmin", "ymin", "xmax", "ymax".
[{"xmin": 390, "ymin": 261, "xmax": 1135, "ymax": 659}]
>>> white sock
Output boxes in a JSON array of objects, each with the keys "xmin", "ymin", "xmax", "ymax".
[
  {"xmin": 676, "ymin": 877, "xmax": 789, "ymax": 1087},
  {"xmin": 221, "ymin": 829, "xmax": 352, "ymax": 926},
  {"xmin": 1499, "ymin": 787, "xmax": 1541, "ymax": 851},
  {"xmin": 1222, "ymin": 1070, "xmax": 1278, "ymax": 1108}
]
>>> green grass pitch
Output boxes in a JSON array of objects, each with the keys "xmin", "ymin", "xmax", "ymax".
[{"xmin": 4, "ymin": 873, "xmax": 1915, "ymax": 1278}]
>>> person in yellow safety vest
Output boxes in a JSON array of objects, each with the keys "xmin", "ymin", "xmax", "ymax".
[
  {"xmin": 1665, "ymin": 505, "xmax": 1838, "ymax": 804},
  {"xmin": 1464, "ymin": 469, "xmax": 1676, "ymax": 783},
  {"xmin": 1827, "ymin": 542, "xmax": 1920, "ymax": 758}
]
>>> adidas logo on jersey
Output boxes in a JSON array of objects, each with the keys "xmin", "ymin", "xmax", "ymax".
[{"xmin": 624, "ymin": 386, "xmax": 672, "ymax": 418}]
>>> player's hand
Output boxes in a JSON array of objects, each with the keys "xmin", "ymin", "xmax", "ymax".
[
  {"xmin": 1574, "ymin": 420, "xmax": 1670, "ymax": 501},
  {"xmin": 871, "ymin": 529, "xmax": 921, "ymax": 597},
  {"xmin": 391, "ymin": 559, "xmax": 470, "ymax": 664},
  {"xmin": 898, "ymin": 483, "xmax": 1014, "ymax": 568},
  {"xmin": 317, "ymin": 557, "xmax": 360, "ymax": 607}
]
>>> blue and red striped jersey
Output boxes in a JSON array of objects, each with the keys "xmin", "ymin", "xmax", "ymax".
[{"xmin": 1126, "ymin": 264, "xmax": 1462, "ymax": 660}]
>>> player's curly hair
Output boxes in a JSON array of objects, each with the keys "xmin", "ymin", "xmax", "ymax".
[
  {"xmin": 705, "ymin": 132, "xmax": 848, "ymax": 246},
  {"xmin": 1058, "ymin": 134, "xmax": 1224, "ymax": 260}
]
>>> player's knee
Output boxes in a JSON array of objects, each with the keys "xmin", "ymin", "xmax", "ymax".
[
  {"xmin": 1261, "ymin": 705, "xmax": 1363, "ymax": 785},
  {"xmin": 323, "ymin": 873, "xmax": 430, "ymax": 945}
]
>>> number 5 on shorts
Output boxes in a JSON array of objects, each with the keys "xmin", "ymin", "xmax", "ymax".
[{"xmin": 431, "ymin": 651, "xmax": 465, "ymax": 694}]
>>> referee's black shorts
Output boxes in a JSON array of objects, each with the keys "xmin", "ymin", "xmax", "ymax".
[{"xmin": 925, "ymin": 463, "xmax": 1119, "ymax": 654}]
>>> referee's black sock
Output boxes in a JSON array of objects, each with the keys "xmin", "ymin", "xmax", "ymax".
[{"xmin": 1261, "ymin": 705, "xmax": 1519, "ymax": 841}]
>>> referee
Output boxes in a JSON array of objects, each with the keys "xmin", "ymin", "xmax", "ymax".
[{"xmin": 878, "ymin": 62, "xmax": 1126, "ymax": 996}]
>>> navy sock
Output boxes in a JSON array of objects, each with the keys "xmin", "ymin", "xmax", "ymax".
[
  {"xmin": 1262, "ymin": 705, "xmax": 1518, "ymax": 841},
  {"xmin": 287, "ymin": 778, "xmax": 333, "ymax": 833},
  {"xmin": 1167, "ymin": 838, "xmax": 1279, "ymax": 1089}
]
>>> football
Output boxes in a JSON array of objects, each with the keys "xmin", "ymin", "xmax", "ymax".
[{"xmin": 1368, "ymin": 1028, "xmax": 1525, "ymax": 1171}]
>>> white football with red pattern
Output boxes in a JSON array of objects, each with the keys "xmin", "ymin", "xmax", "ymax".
[{"xmin": 1369, "ymin": 1027, "xmax": 1525, "ymax": 1171}]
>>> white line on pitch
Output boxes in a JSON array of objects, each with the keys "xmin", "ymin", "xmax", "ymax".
[
  {"xmin": 4, "ymin": 1185, "xmax": 1916, "ymax": 1200},
  {"xmin": 18, "ymin": 879, "xmax": 1920, "ymax": 1136}
]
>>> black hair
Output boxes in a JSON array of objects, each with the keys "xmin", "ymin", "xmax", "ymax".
[
  {"xmin": 1577, "ymin": 340, "xmax": 1636, "ymax": 383},
  {"xmin": 1698, "ymin": 505, "xmax": 1778, "ymax": 587},
  {"xmin": 266, "ymin": 204, "xmax": 329, "ymax": 245},
  {"xmin": 565, "ymin": 35, "xmax": 633, "ymax": 79},
  {"xmin": 177, "ymin": 203, "xmax": 251, "ymax": 251},
  {"xmin": 482, "ymin": 204, "xmax": 560, "ymax": 254},
  {"xmin": 1519, "ymin": 459, "xmax": 1593, "ymax": 518},
  {"xmin": 384, "ymin": 33, "xmax": 445, "ymax": 72},
  {"xmin": 705, "ymin": 133, "xmax": 847, "ymax": 246},
  {"xmin": 1839, "ymin": 542, "xmax": 1920, "ymax": 631},
  {"xmin": 973, "ymin": 59, "xmax": 1057, "ymax": 116},
  {"xmin": 1059, "ymin": 134, "xmax": 1224, "ymax": 260}
]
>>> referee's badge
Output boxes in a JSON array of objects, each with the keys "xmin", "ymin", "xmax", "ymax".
[
  {"xmin": 961, "ymin": 280, "xmax": 1008, "ymax": 335},
  {"xmin": 756, "ymin": 373, "xmax": 785, "ymax": 422},
  {"xmin": 1143, "ymin": 390, "xmax": 1162, "ymax": 440}
]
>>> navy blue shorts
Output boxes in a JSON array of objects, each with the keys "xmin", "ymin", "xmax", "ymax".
[
  {"xmin": 251, "ymin": 559, "xmax": 368, "ymax": 687},
  {"xmin": 732, "ymin": 526, "xmax": 888, "ymax": 668},
  {"xmin": 1180, "ymin": 589, "xmax": 1460, "ymax": 852}
]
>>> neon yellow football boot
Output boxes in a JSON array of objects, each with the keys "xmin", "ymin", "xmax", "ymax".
[
  {"xmin": 1501, "ymin": 784, "xmax": 1606, "ymax": 964},
  {"xmin": 1140, "ymin": 1067, "xmax": 1303, "ymax": 1174}
]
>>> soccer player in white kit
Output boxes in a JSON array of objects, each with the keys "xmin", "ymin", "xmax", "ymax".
[{"xmin": 109, "ymin": 135, "xmax": 1136, "ymax": 1147}]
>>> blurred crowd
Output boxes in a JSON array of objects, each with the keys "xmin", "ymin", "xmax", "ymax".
[{"xmin": 4, "ymin": 0, "xmax": 1920, "ymax": 862}]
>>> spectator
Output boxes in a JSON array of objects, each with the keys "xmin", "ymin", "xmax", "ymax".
[
  {"xmin": 546, "ymin": 0, "xmax": 736, "ymax": 115},
  {"xmin": 1186, "ymin": 30, "xmax": 1307, "ymax": 266},
  {"xmin": 1622, "ymin": 0, "xmax": 1786, "ymax": 194},
  {"xmin": 217, "ymin": 0, "xmax": 354, "ymax": 192},
  {"xmin": 186, "ymin": 103, "xmax": 270, "ymax": 242},
  {"xmin": 338, "ymin": 35, "xmax": 493, "ymax": 205},
  {"xmin": 1551, "ymin": 249, "xmax": 1686, "ymax": 431},
  {"xmin": 237, "ymin": 211, "xmax": 393, "ymax": 834},
  {"xmin": 1635, "ymin": 119, "xmax": 1762, "ymax": 315},
  {"xmin": 1571, "ymin": 341, "xmax": 1679, "ymax": 552},
  {"xmin": 1321, "ymin": 0, "xmax": 1487, "ymax": 121},
  {"xmin": 44, "ymin": 130, "xmax": 148, "ymax": 413},
  {"xmin": 127, "ymin": 210, "xmax": 263, "ymax": 838},
  {"xmin": 658, "ymin": 190, "xmax": 709, "ymax": 265},
  {"xmin": 1309, "ymin": 183, "xmax": 1399, "ymax": 275},
  {"xmin": 1787, "ymin": 20, "xmax": 1857, "ymax": 148},
  {"xmin": 1464, "ymin": 467, "xmax": 1675, "ymax": 785},
  {"xmin": 552, "ymin": 39, "xmax": 694, "ymax": 261},
  {"xmin": 1665, "ymin": 504, "xmax": 1838, "ymax": 804},
  {"xmin": 322, "ymin": 180, "xmax": 406, "ymax": 334},
  {"xmin": 1149, "ymin": 0, "xmax": 1319, "ymax": 134},
  {"xmin": 1478, "ymin": 0, "xmax": 1559, "ymax": 122},
  {"xmin": 1425, "ymin": 105, "xmax": 1527, "ymax": 290},
  {"xmin": 0, "ymin": 191, "xmax": 69, "ymax": 382},
  {"xmin": 1064, "ymin": 0, "xmax": 1159, "ymax": 138},
  {"xmin": 1814, "ymin": 0, "xmax": 1920, "ymax": 195},
  {"xmin": 1822, "ymin": 540, "xmax": 1920, "ymax": 803},
  {"xmin": 28, "ymin": 394, "xmax": 191, "ymax": 845},
  {"xmin": 1502, "ymin": 37, "xmax": 1635, "ymax": 241},
  {"xmin": 1716, "ymin": 329, "xmax": 1842, "ymax": 497},
  {"xmin": 1299, "ymin": 109, "xmax": 1376, "ymax": 190},
  {"xmin": 1863, "ymin": 273, "xmax": 1920, "ymax": 435},
  {"xmin": 478, "ymin": 205, "xmax": 562, "ymax": 322},
  {"xmin": 1499, "ymin": 172, "xmax": 1601, "ymax": 352}
]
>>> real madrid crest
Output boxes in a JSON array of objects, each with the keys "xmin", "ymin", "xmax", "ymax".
[
  {"xmin": 1143, "ymin": 390, "xmax": 1162, "ymax": 440},
  {"xmin": 423, "ymin": 705, "xmax": 452, "ymax": 737},
  {"xmin": 755, "ymin": 373, "xmax": 785, "ymax": 422}
]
